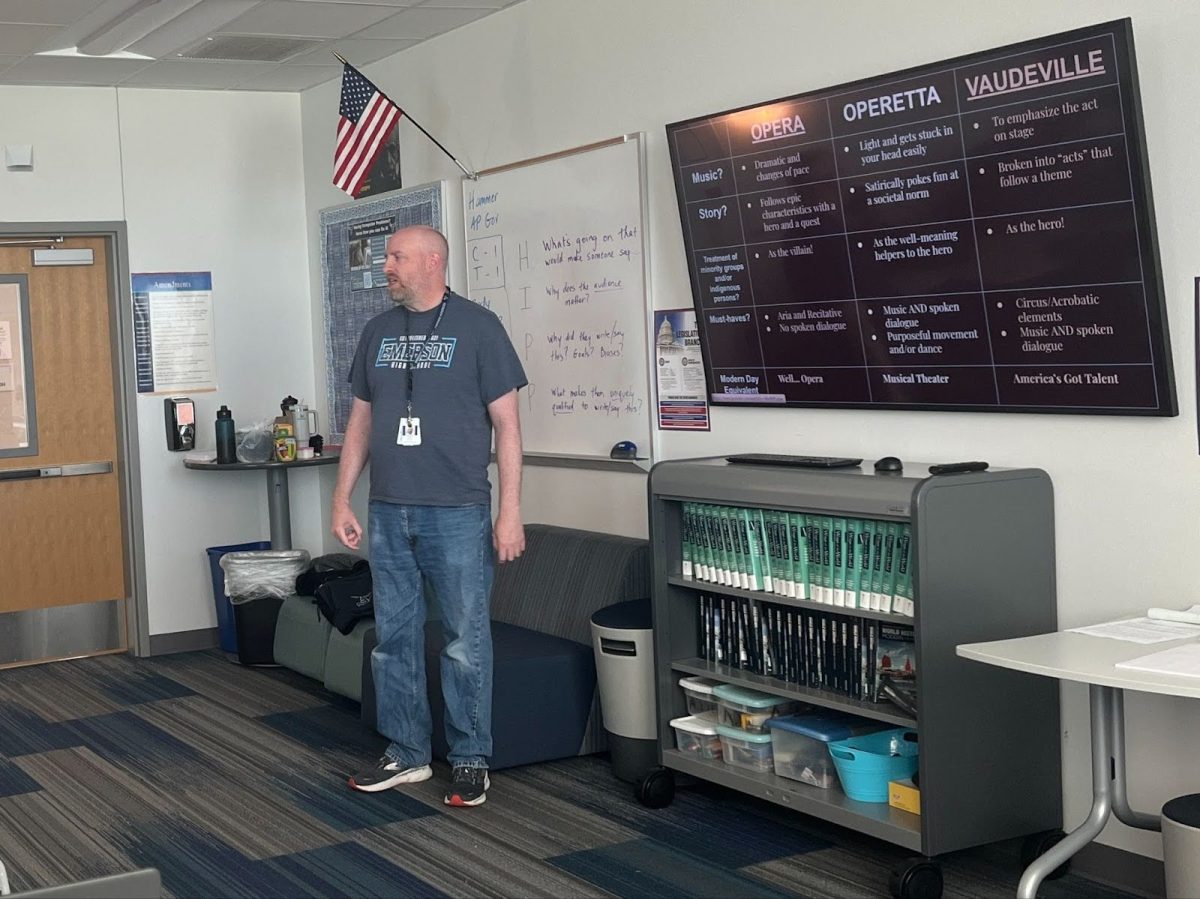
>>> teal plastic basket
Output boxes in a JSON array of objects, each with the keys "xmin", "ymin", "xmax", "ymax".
[{"xmin": 828, "ymin": 727, "xmax": 918, "ymax": 802}]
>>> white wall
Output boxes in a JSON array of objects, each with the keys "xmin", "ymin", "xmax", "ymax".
[
  {"xmin": 299, "ymin": 0, "xmax": 1200, "ymax": 860},
  {"xmin": 1, "ymin": 84, "xmax": 316, "ymax": 639}
]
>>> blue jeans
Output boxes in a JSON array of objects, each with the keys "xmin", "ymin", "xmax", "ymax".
[{"xmin": 368, "ymin": 501, "xmax": 494, "ymax": 769}]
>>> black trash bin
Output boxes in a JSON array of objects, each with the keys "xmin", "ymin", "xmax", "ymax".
[
  {"xmin": 590, "ymin": 598, "xmax": 657, "ymax": 783},
  {"xmin": 220, "ymin": 549, "xmax": 308, "ymax": 666}
]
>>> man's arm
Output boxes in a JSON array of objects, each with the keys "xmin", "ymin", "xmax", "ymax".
[
  {"xmin": 488, "ymin": 388, "xmax": 524, "ymax": 562},
  {"xmin": 331, "ymin": 397, "xmax": 372, "ymax": 549}
]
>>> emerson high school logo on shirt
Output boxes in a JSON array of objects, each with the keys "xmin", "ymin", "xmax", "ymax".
[{"xmin": 375, "ymin": 336, "xmax": 457, "ymax": 369}]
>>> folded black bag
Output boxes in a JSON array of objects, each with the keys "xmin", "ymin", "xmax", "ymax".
[
  {"xmin": 295, "ymin": 553, "xmax": 365, "ymax": 596},
  {"xmin": 314, "ymin": 564, "xmax": 374, "ymax": 635}
]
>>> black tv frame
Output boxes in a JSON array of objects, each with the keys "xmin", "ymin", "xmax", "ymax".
[{"xmin": 665, "ymin": 18, "xmax": 1176, "ymax": 416}]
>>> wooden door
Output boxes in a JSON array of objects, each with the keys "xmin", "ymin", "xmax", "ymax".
[{"xmin": 0, "ymin": 237, "xmax": 128, "ymax": 664}]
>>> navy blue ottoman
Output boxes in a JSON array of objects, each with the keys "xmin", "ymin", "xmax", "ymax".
[{"xmin": 360, "ymin": 620, "xmax": 597, "ymax": 771}]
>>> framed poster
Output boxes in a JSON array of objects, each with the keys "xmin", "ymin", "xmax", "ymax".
[
  {"xmin": 0, "ymin": 274, "xmax": 36, "ymax": 457},
  {"xmin": 321, "ymin": 181, "xmax": 445, "ymax": 442}
]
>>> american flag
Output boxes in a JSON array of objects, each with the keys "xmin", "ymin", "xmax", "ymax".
[{"xmin": 334, "ymin": 64, "xmax": 402, "ymax": 196}]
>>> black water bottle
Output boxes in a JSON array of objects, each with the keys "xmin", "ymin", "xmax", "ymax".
[{"xmin": 215, "ymin": 405, "xmax": 237, "ymax": 464}]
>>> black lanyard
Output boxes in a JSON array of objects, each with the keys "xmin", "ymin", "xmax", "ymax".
[{"xmin": 403, "ymin": 292, "xmax": 449, "ymax": 420}]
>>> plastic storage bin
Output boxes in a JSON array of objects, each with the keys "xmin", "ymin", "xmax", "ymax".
[
  {"xmin": 670, "ymin": 715, "xmax": 722, "ymax": 759},
  {"xmin": 828, "ymin": 727, "xmax": 919, "ymax": 802},
  {"xmin": 205, "ymin": 541, "xmax": 271, "ymax": 653},
  {"xmin": 712, "ymin": 683, "xmax": 801, "ymax": 733},
  {"xmin": 767, "ymin": 711, "xmax": 886, "ymax": 789},
  {"xmin": 716, "ymin": 724, "xmax": 774, "ymax": 773},
  {"xmin": 679, "ymin": 676, "xmax": 720, "ymax": 719}
]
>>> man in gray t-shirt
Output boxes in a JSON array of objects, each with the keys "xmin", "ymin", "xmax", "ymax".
[{"xmin": 332, "ymin": 225, "xmax": 526, "ymax": 808}]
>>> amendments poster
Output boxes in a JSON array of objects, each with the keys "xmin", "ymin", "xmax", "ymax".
[{"xmin": 132, "ymin": 272, "xmax": 217, "ymax": 394}]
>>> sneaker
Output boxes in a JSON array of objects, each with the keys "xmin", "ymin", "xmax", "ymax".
[
  {"xmin": 348, "ymin": 758, "xmax": 432, "ymax": 793},
  {"xmin": 444, "ymin": 765, "xmax": 490, "ymax": 807}
]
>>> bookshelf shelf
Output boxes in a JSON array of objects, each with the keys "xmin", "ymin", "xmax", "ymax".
[
  {"xmin": 648, "ymin": 456, "xmax": 1063, "ymax": 863},
  {"xmin": 670, "ymin": 658, "xmax": 917, "ymax": 728},
  {"xmin": 664, "ymin": 750, "xmax": 922, "ymax": 850},
  {"xmin": 665, "ymin": 575, "xmax": 912, "ymax": 624}
]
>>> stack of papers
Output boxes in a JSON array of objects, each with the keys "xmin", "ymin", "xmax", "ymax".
[
  {"xmin": 1068, "ymin": 617, "xmax": 1200, "ymax": 644},
  {"xmin": 1116, "ymin": 643, "xmax": 1200, "ymax": 678}
]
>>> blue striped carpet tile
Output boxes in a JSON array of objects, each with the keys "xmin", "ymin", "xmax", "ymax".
[
  {"xmin": 550, "ymin": 837, "xmax": 799, "ymax": 899},
  {"xmin": 0, "ymin": 700, "xmax": 78, "ymax": 758},
  {"xmin": 256, "ymin": 705, "xmax": 387, "ymax": 760},
  {"xmin": 275, "ymin": 768, "xmax": 439, "ymax": 832},
  {"xmin": 57, "ymin": 710, "xmax": 205, "ymax": 771},
  {"xmin": 0, "ymin": 757, "xmax": 42, "ymax": 798},
  {"xmin": 116, "ymin": 816, "xmax": 446, "ymax": 899},
  {"xmin": 260, "ymin": 841, "xmax": 450, "ymax": 899}
]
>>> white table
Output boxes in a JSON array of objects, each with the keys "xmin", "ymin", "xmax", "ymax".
[{"xmin": 958, "ymin": 629, "xmax": 1200, "ymax": 898}]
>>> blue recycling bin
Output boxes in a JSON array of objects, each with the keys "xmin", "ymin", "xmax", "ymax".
[{"xmin": 206, "ymin": 541, "xmax": 270, "ymax": 653}]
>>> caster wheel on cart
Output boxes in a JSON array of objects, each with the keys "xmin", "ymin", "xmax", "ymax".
[
  {"xmin": 1021, "ymin": 829, "xmax": 1070, "ymax": 880},
  {"xmin": 888, "ymin": 857, "xmax": 943, "ymax": 899},
  {"xmin": 635, "ymin": 767, "xmax": 675, "ymax": 808}
]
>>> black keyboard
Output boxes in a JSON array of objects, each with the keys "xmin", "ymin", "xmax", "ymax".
[{"xmin": 725, "ymin": 454, "xmax": 863, "ymax": 469}]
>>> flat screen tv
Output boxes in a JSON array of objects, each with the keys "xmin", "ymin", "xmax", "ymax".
[{"xmin": 665, "ymin": 19, "xmax": 1176, "ymax": 415}]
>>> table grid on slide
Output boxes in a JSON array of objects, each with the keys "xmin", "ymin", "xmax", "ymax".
[{"xmin": 673, "ymin": 25, "xmax": 1163, "ymax": 411}]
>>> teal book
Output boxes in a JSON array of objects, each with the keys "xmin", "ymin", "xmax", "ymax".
[
  {"xmin": 792, "ymin": 512, "xmax": 810, "ymax": 600},
  {"xmin": 681, "ymin": 502, "xmax": 695, "ymax": 580},
  {"xmin": 869, "ymin": 521, "xmax": 887, "ymax": 611},
  {"xmin": 742, "ymin": 509, "xmax": 765, "ymax": 592},
  {"xmin": 819, "ymin": 517, "xmax": 833, "ymax": 604},
  {"xmin": 831, "ymin": 517, "xmax": 847, "ymax": 607},
  {"xmin": 880, "ymin": 522, "xmax": 899, "ymax": 614},
  {"xmin": 857, "ymin": 519, "xmax": 876, "ymax": 611},
  {"xmin": 843, "ymin": 518, "xmax": 860, "ymax": 609},
  {"xmin": 894, "ymin": 524, "xmax": 914, "ymax": 617}
]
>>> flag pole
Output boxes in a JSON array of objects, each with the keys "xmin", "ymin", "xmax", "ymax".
[{"xmin": 334, "ymin": 52, "xmax": 477, "ymax": 180}]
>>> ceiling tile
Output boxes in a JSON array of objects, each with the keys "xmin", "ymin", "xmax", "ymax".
[
  {"xmin": 0, "ymin": 53, "xmax": 22, "ymax": 74},
  {"xmin": 117, "ymin": 58, "xmax": 277, "ymax": 88},
  {"xmin": 0, "ymin": 0, "xmax": 107, "ymax": 26},
  {"xmin": 3, "ymin": 54, "xmax": 152, "ymax": 85},
  {"xmin": 221, "ymin": 1, "xmax": 401, "ymax": 38},
  {"xmin": 234, "ymin": 63, "xmax": 342, "ymax": 91},
  {"xmin": 418, "ymin": 0, "xmax": 513, "ymax": 7},
  {"xmin": 288, "ymin": 36, "xmax": 417, "ymax": 66},
  {"xmin": 365, "ymin": 6, "xmax": 491, "ymax": 41},
  {"xmin": 0, "ymin": 23, "xmax": 62, "ymax": 54}
]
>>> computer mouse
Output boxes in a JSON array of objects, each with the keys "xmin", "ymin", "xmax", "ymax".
[
  {"xmin": 874, "ymin": 456, "xmax": 903, "ymax": 472},
  {"xmin": 610, "ymin": 440, "xmax": 638, "ymax": 460}
]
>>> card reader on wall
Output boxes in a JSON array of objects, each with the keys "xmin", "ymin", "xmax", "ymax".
[{"xmin": 164, "ymin": 397, "xmax": 195, "ymax": 452}]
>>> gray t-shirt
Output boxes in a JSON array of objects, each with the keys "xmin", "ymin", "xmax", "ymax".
[{"xmin": 349, "ymin": 291, "xmax": 526, "ymax": 505}]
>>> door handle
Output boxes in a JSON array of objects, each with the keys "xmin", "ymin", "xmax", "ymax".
[{"xmin": 0, "ymin": 461, "xmax": 113, "ymax": 481}]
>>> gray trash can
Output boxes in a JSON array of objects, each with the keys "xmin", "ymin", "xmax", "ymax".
[
  {"xmin": 1163, "ymin": 794, "xmax": 1200, "ymax": 898},
  {"xmin": 590, "ymin": 598, "xmax": 657, "ymax": 783}
]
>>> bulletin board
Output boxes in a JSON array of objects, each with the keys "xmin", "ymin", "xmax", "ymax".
[
  {"xmin": 0, "ymin": 275, "xmax": 37, "ymax": 458},
  {"xmin": 320, "ymin": 181, "xmax": 445, "ymax": 442}
]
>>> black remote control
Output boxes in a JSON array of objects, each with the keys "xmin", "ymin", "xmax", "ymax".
[{"xmin": 928, "ymin": 461, "xmax": 988, "ymax": 474}]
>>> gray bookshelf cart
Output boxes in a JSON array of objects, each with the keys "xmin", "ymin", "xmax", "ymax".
[{"xmin": 646, "ymin": 456, "xmax": 1063, "ymax": 899}]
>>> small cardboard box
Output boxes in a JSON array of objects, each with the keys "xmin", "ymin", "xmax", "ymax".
[{"xmin": 888, "ymin": 778, "xmax": 921, "ymax": 815}]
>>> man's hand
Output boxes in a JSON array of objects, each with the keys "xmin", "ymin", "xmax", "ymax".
[
  {"xmin": 331, "ymin": 500, "xmax": 363, "ymax": 550},
  {"xmin": 493, "ymin": 514, "xmax": 525, "ymax": 563}
]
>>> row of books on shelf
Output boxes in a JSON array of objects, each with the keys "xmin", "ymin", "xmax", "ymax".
[
  {"xmin": 680, "ymin": 502, "xmax": 914, "ymax": 617},
  {"xmin": 697, "ymin": 593, "xmax": 917, "ymax": 705}
]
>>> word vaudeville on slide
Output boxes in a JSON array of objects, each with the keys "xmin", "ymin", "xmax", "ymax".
[{"xmin": 837, "ymin": 48, "xmax": 1106, "ymax": 123}]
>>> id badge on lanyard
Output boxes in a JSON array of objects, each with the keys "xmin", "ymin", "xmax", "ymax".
[
  {"xmin": 397, "ymin": 415, "xmax": 421, "ymax": 446},
  {"xmin": 396, "ymin": 294, "xmax": 447, "ymax": 448}
]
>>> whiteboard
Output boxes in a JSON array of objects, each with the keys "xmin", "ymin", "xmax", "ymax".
[{"xmin": 462, "ymin": 135, "xmax": 652, "ymax": 461}]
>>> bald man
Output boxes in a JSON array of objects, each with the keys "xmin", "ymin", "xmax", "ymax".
[{"xmin": 333, "ymin": 224, "xmax": 526, "ymax": 807}]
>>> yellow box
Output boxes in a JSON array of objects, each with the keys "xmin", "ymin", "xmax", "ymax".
[{"xmin": 888, "ymin": 778, "xmax": 921, "ymax": 815}]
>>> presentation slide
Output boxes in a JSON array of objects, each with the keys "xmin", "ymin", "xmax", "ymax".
[{"xmin": 666, "ymin": 19, "xmax": 1176, "ymax": 415}]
